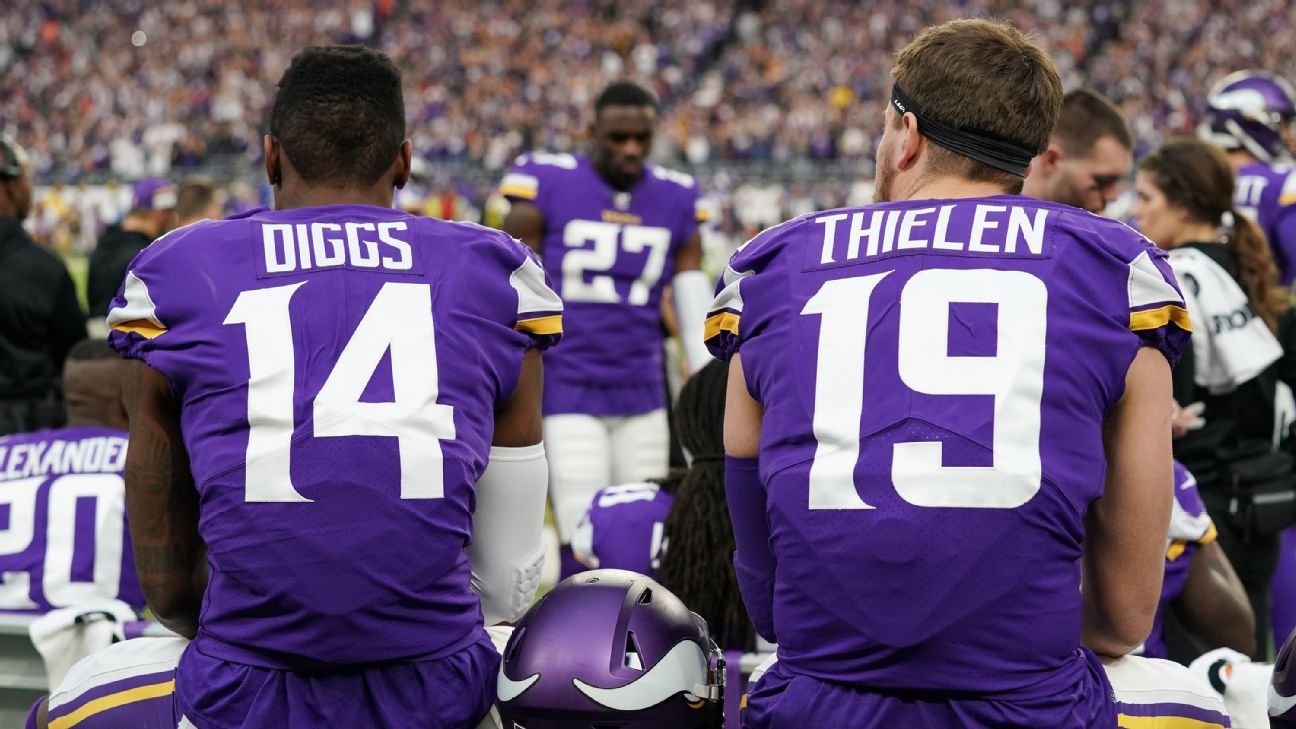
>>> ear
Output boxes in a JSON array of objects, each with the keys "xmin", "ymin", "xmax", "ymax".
[
  {"xmin": 393, "ymin": 140, "xmax": 413, "ymax": 190},
  {"xmin": 1037, "ymin": 143, "xmax": 1063, "ymax": 174},
  {"xmin": 264, "ymin": 135, "xmax": 281, "ymax": 187},
  {"xmin": 897, "ymin": 112, "xmax": 923, "ymax": 170}
]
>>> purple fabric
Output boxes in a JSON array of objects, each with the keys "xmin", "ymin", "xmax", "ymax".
[
  {"xmin": 1114, "ymin": 700, "xmax": 1230, "ymax": 726},
  {"xmin": 50, "ymin": 669, "xmax": 177, "ymax": 720},
  {"xmin": 577, "ymin": 483, "xmax": 673, "ymax": 578},
  {"xmin": 176, "ymin": 635, "xmax": 499, "ymax": 729},
  {"xmin": 1273, "ymin": 527, "xmax": 1296, "ymax": 648},
  {"xmin": 725, "ymin": 455, "xmax": 775, "ymax": 642},
  {"xmin": 744, "ymin": 650, "xmax": 1116, "ymax": 728},
  {"xmin": 131, "ymin": 177, "xmax": 176, "ymax": 210},
  {"xmin": 107, "ymin": 205, "xmax": 559, "ymax": 670},
  {"xmin": 707, "ymin": 196, "xmax": 1189, "ymax": 711},
  {"xmin": 503, "ymin": 153, "xmax": 701, "ymax": 416},
  {"xmin": 0, "ymin": 426, "xmax": 143, "ymax": 613},
  {"xmin": 1235, "ymin": 162, "xmax": 1296, "ymax": 285},
  {"xmin": 1145, "ymin": 461, "xmax": 1211, "ymax": 659}
]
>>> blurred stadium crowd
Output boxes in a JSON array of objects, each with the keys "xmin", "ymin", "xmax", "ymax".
[{"xmin": 3, "ymin": 0, "xmax": 1294, "ymax": 230}]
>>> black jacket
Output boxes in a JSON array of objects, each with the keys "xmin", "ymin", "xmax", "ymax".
[
  {"xmin": 0, "ymin": 217, "xmax": 87, "ymax": 399},
  {"xmin": 87, "ymin": 224, "xmax": 152, "ymax": 318}
]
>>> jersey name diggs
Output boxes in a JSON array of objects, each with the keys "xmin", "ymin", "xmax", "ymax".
[
  {"xmin": 259, "ymin": 221, "xmax": 415, "ymax": 275},
  {"xmin": 811, "ymin": 203, "xmax": 1050, "ymax": 268}
]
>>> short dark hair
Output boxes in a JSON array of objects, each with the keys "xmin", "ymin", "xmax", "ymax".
[
  {"xmin": 1053, "ymin": 88, "xmax": 1133, "ymax": 157},
  {"xmin": 269, "ymin": 45, "xmax": 405, "ymax": 187},
  {"xmin": 595, "ymin": 81, "xmax": 659, "ymax": 114},
  {"xmin": 66, "ymin": 339, "xmax": 117, "ymax": 363},
  {"xmin": 174, "ymin": 178, "xmax": 220, "ymax": 221},
  {"xmin": 891, "ymin": 19, "xmax": 1063, "ymax": 193}
]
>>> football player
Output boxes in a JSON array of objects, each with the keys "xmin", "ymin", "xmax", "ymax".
[
  {"xmin": 1143, "ymin": 461, "xmax": 1254, "ymax": 660},
  {"xmin": 76, "ymin": 45, "xmax": 560, "ymax": 729},
  {"xmin": 572, "ymin": 359, "xmax": 755, "ymax": 655},
  {"xmin": 1021, "ymin": 87, "xmax": 1133, "ymax": 214},
  {"xmin": 710, "ymin": 18, "xmax": 1226, "ymax": 728},
  {"xmin": 1201, "ymin": 70, "xmax": 1296, "ymax": 284},
  {"xmin": 500, "ymin": 81, "xmax": 712, "ymax": 579}
]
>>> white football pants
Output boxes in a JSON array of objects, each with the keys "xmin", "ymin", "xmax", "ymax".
[{"xmin": 543, "ymin": 409, "xmax": 669, "ymax": 543}]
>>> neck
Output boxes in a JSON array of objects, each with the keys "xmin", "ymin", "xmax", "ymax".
[
  {"xmin": 274, "ymin": 182, "xmax": 393, "ymax": 211},
  {"xmin": 1173, "ymin": 222, "xmax": 1221, "ymax": 246},
  {"xmin": 1227, "ymin": 150, "xmax": 1259, "ymax": 170},
  {"xmin": 901, "ymin": 174, "xmax": 1011, "ymax": 202},
  {"xmin": 65, "ymin": 411, "xmax": 123, "ymax": 431},
  {"xmin": 120, "ymin": 216, "xmax": 156, "ymax": 237}
]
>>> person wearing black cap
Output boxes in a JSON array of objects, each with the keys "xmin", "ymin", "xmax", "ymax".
[
  {"xmin": 86, "ymin": 177, "xmax": 178, "ymax": 319},
  {"xmin": 0, "ymin": 135, "xmax": 87, "ymax": 434}
]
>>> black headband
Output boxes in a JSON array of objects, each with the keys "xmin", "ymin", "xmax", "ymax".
[{"xmin": 890, "ymin": 84, "xmax": 1036, "ymax": 177}]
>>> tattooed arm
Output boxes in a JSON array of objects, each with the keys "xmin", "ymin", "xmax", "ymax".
[{"xmin": 122, "ymin": 360, "xmax": 206, "ymax": 639}]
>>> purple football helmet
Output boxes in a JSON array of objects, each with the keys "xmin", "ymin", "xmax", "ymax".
[
  {"xmin": 497, "ymin": 569, "xmax": 725, "ymax": 729},
  {"xmin": 1201, "ymin": 70, "xmax": 1296, "ymax": 163},
  {"xmin": 1274, "ymin": 627, "xmax": 1296, "ymax": 726}
]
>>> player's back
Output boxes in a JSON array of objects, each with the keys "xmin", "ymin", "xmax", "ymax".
[
  {"xmin": 0, "ymin": 426, "xmax": 142, "ymax": 613},
  {"xmin": 571, "ymin": 481, "xmax": 673, "ymax": 577},
  {"xmin": 708, "ymin": 196, "xmax": 1189, "ymax": 704},
  {"xmin": 1235, "ymin": 161, "xmax": 1296, "ymax": 283},
  {"xmin": 107, "ymin": 205, "xmax": 561, "ymax": 669}
]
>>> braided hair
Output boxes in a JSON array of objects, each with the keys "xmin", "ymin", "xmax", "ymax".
[{"xmin": 657, "ymin": 359, "xmax": 756, "ymax": 651}]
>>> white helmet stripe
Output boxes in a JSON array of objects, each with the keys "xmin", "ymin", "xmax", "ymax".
[
  {"xmin": 572, "ymin": 640, "xmax": 708, "ymax": 711},
  {"xmin": 497, "ymin": 666, "xmax": 540, "ymax": 703}
]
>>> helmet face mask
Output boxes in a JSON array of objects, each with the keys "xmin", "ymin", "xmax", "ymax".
[
  {"xmin": 498, "ymin": 570, "xmax": 725, "ymax": 729},
  {"xmin": 1201, "ymin": 70, "xmax": 1296, "ymax": 162}
]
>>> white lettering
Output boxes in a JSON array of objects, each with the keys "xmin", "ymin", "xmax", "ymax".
[
  {"xmin": 881, "ymin": 210, "xmax": 900, "ymax": 253},
  {"xmin": 1006, "ymin": 207, "xmax": 1048, "ymax": 255},
  {"xmin": 849, "ymin": 211, "xmax": 884, "ymax": 259},
  {"xmin": 60, "ymin": 441, "xmax": 82, "ymax": 474},
  {"xmin": 262, "ymin": 224, "xmax": 296, "ymax": 273},
  {"xmin": 932, "ymin": 205, "xmax": 964, "ymax": 251},
  {"xmin": 81, "ymin": 438, "xmax": 105, "ymax": 472},
  {"xmin": 346, "ymin": 223, "xmax": 380, "ymax": 268},
  {"xmin": 295, "ymin": 224, "xmax": 313, "ymax": 269},
  {"xmin": 378, "ymin": 222, "xmax": 412, "ymax": 270},
  {"xmin": 816, "ymin": 214, "xmax": 848, "ymax": 264},
  {"xmin": 40, "ymin": 441, "xmax": 63, "ymax": 475},
  {"xmin": 968, "ymin": 205, "xmax": 1005, "ymax": 253},
  {"xmin": 5, "ymin": 447, "xmax": 24, "ymax": 479},
  {"xmin": 312, "ymin": 223, "xmax": 346, "ymax": 267},
  {"xmin": 20, "ymin": 443, "xmax": 47, "ymax": 478},
  {"xmin": 897, "ymin": 207, "xmax": 935, "ymax": 250}
]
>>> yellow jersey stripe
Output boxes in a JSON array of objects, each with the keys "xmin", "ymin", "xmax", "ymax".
[
  {"xmin": 499, "ymin": 185, "xmax": 538, "ymax": 200},
  {"xmin": 516, "ymin": 314, "xmax": 562, "ymax": 336},
  {"xmin": 1130, "ymin": 305, "xmax": 1192, "ymax": 333},
  {"xmin": 1166, "ymin": 539, "xmax": 1188, "ymax": 561},
  {"xmin": 109, "ymin": 319, "xmax": 166, "ymax": 339},
  {"xmin": 1117, "ymin": 714, "xmax": 1226, "ymax": 729},
  {"xmin": 51, "ymin": 680, "xmax": 175, "ymax": 729},
  {"xmin": 704, "ymin": 311, "xmax": 740, "ymax": 341},
  {"xmin": 1280, "ymin": 191, "xmax": 1296, "ymax": 206},
  {"xmin": 696, "ymin": 210, "xmax": 712, "ymax": 223},
  {"xmin": 1201, "ymin": 521, "xmax": 1218, "ymax": 545}
]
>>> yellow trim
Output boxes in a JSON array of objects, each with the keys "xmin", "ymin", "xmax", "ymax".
[
  {"xmin": 499, "ymin": 185, "xmax": 538, "ymax": 200},
  {"xmin": 1280, "ymin": 191, "xmax": 1296, "ymax": 206},
  {"xmin": 1117, "ymin": 714, "xmax": 1225, "ymax": 728},
  {"xmin": 1200, "ymin": 521, "xmax": 1218, "ymax": 545},
  {"xmin": 109, "ymin": 319, "xmax": 166, "ymax": 339},
  {"xmin": 696, "ymin": 210, "xmax": 712, "ymax": 223},
  {"xmin": 740, "ymin": 693, "xmax": 748, "ymax": 710},
  {"xmin": 50, "ymin": 680, "xmax": 175, "ymax": 729},
  {"xmin": 516, "ymin": 314, "xmax": 562, "ymax": 336},
  {"xmin": 1130, "ymin": 305, "xmax": 1192, "ymax": 333},
  {"xmin": 1166, "ymin": 539, "xmax": 1188, "ymax": 561},
  {"xmin": 704, "ymin": 311, "xmax": 740, "ymax": 341}
]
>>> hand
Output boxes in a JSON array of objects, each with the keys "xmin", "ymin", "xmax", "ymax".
[{"xmin": 1171, "ymin": 401, "xmax": 1206, "ymax": 439}]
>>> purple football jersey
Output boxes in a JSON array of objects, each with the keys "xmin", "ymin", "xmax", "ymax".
[
  {"xmin": 0, "ymin": 426, "xmax": 143, "ymax": 613},
  {"xmin": 571, "ymin": 482, "xmax": 673, "ymax": 578},
  {"xmin": 501, "ymin": 153, "xmax": 704, "ymax": 416},
  {"xmin": 706, "ymin": 196, "xmax": 1190, "ymax": 720},
  {"xmin": 1143, "ymin": 461, "xmax": 1215, "ymax": 659},
  {"xmin": 106, "ymin": 205, "xmax": 562, "ymax": 670},
  {"xmin": 1234, "ymin": 161, "xmax": 1296, "ymax": 285}
]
